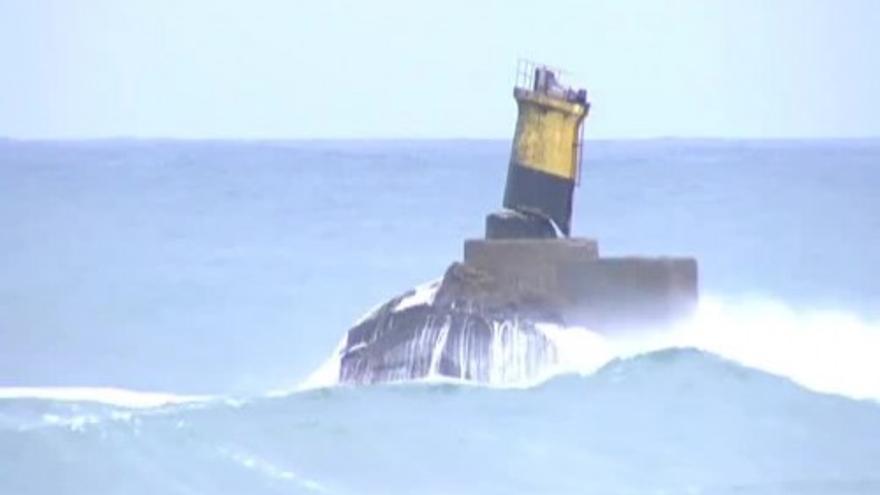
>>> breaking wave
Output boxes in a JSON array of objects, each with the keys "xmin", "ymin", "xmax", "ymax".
[
  {"xmin": 3, "ymin": 297, "xmax": 879, "ymax": 494},
  {"xmin": 628, "ymin": 296, "xmax": 880, "ymax": 401},
  {"xmin": 305, "ymin": 296, "xmax": 880, "ymax": 401},
  {"xmin": 3, "ymin": 347, "xmax": 880, "ymax": 495}
]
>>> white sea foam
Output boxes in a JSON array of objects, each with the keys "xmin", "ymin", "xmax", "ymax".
[
  {"xmin": 0, "ymin": 387, "xmax": 210, "ymax": 408},
  {"xmin": 393, "ymin": 279, "xmax": 440, "ymax": 312},
  {"xmin": 40, "ymin": 413, "xmax": 101, "ymax": 432},
  {"xmin": 534, "ymin": 323, "xmax": 614, "ymax": 378}
]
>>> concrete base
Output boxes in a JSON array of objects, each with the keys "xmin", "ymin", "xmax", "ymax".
[
  {"xmin": 485, "ymin": 210, "xmax": 557, "ymax": 240},
  {"xmin": 558, "ymin": 257, "xmax": 698, "ymax": 331},
  {"xmin": 463, "ymin": 238, "xmax": 698, "ymax": 331},
  {"xmin": 464, "ymin": 238, "xmax": 599, "ymax": 296}
]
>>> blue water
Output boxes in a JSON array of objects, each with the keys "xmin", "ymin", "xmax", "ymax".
[
  {"xmin": 1, "ymin": 139, "xmax": 880, "ymax": 493},
  {"xmin": 3, "ymin": 350, "xmax": 880, "ymax": 495}
]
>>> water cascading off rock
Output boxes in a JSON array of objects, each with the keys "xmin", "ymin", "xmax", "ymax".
[{"xmin": 339, "ymin": 263, "xmax": 561, "ymax": 385}]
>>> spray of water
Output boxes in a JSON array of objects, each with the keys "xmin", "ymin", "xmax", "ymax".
[
  {"xmin": 302, "ymin": 296, "xmax": 880, "ymax": 401},
  {"xmin": 641, "ymin": 296, "xmax": 880, "ymax": 401},
  {"xmin": 538, "ymin": 296, "xmax": 880, "ymax": 401}
]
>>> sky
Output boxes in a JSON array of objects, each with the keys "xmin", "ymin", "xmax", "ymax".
[{"xmin": 1, "ymin": 0, "xmax": 878, "ymax": 140}]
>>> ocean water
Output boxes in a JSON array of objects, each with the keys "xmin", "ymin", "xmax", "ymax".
[{"xmin": 1, "ymin": 139, "xmax": 880, "ymax": 493}]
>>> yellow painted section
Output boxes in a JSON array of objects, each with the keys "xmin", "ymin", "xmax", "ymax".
[{"xmin": 510, "ymin": 88, "xmax": 589, "ymax": 180}]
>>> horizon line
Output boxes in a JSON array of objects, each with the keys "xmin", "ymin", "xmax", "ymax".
[{"xmin": 3, "ymin": 135, "xmax": 880, "ymax": 144}]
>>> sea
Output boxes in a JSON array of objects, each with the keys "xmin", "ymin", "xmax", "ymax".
[{"xmin": 1, "ymin": 138, "xmax": 879, "ymax": 494}]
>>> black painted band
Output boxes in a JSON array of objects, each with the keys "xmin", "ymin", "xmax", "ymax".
[{"xmin": 502, "ymin": 162, "xmax": 575, "ymax": 236}]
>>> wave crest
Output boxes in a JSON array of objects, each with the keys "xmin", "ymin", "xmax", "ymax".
[{"xmin": 303, "ymin": 296, "xmax": 880, "ymax": 401}]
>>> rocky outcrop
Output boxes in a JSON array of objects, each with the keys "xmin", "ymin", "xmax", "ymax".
[
  {"xmin": 339, "ymin": 263, "xmax": 561, "ymax": 385},
  {"xmin": 338, "ymin": 240, "xmax": 698, "ymax": 385}
]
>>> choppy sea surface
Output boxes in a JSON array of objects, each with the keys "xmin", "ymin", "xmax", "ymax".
[{"xmin": 1, "ymin": 139, "xmax": 879, "ymax": 494}]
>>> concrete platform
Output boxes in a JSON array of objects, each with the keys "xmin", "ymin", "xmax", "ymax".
[
  {"xmin": 558, "ymin": 257, "xmax": 698, "ymax": 331},
  {"xmin": 463, "ymin": 238, "xmax": 698, "ymax": 331},
  {"xmin": 464, "ymin": 238, "xmax": 599, "ymax": 295}
]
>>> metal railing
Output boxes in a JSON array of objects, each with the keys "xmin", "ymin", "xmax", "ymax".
[{"xmin": 514, "ymin": 59, "xmax": 571, "ymax": 92}]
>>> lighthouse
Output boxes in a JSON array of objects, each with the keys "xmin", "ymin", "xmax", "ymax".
[
  {"xmin": 502, "ymin": 62, "xmax": 589, "ymax": 237},
  {"xmin": 336, "ymin": 61, "xmax": 699, "ymax": 385}
]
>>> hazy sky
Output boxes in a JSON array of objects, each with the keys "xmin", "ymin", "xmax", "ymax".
[{"xmin": 1, "ymin": 0, "xmax": 878, "ymax": 139}]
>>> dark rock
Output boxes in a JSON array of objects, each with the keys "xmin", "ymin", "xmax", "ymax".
[{"xmin": 339, "ymin": 263, "xmax": 559, "ymax": 385}]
